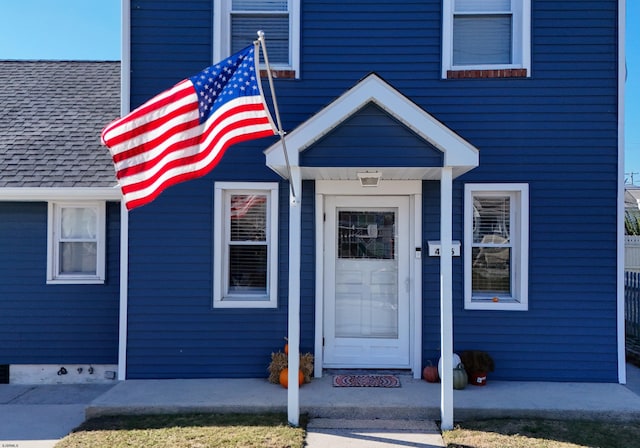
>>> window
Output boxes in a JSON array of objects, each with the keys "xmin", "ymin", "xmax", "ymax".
[
  {"xmin": 442, "ymin": 0, "xmax": 531, "ymax": 78},
  {"xmin": 464, "ymin": 184, "xmax": 528, "ymax": 310},
  {"xmin": 214, "ymin": 182, "xmax": 279, "ymax": 308},
  {"xmin": 47, "ymin": 202, "xmax": 106, "ymax": 284},
  {"xmin": 214, "ymin": 0, "xmax": 300, "ymax": 76}
]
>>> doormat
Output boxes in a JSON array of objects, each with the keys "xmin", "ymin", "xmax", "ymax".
[{"xmin": 332, "ymin": 374, "xmax": 400, "ymax": 388}]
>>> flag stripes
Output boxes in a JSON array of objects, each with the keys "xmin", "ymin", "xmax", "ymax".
[{"xmin": 101, "ymin": 44, "xmax": 276, "ymax": 210}]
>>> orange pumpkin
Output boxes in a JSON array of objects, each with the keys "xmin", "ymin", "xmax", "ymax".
[
  {"xmin": 422, "ymin": 362, "xmax": 439, "ymax": 383},
  {"xmin": 284, "ymin": 343, "xmax": 289, "ymax": 355},
  {"xmin": 279, "ymin": 368, "xmax": 304, "ymax": 388}
]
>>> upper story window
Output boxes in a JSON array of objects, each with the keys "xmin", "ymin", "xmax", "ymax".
[
  {"xmin": 214, "ymin": 0, "xmax": 300, "ymax": 78},
  {"xmin": 47, "ymin": 202, "xmax": 106, "ymax": 284},
  {"xmin": 213, "ymin": 182, "xmax": 279, "ymax": 308},
  {"xmin": 464, "ymin": 184, "xmax": 529, "ymax": 310},
  {"xmin": 442, "ymin": 0, "xmax": 531, "ymax": 79}
]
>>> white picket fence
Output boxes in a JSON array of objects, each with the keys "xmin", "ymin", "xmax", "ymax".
[{"xmin": 626, "ymin": 236, "xmax": 640, "ymax": 271}]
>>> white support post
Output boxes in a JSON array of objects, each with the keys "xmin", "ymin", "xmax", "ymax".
[
  {"xmin": 117, "ymin": 0, "xmax": 131, "ymax": 380},
  {"xmin": 440, "ymin": 167, "xmax": 454, "ymax": 430},
  {"xmin": 287, "ymin": 166, "xmax": 302, "ymax": 426}
]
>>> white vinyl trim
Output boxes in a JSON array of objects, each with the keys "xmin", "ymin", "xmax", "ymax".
[
  {"xmin": 314, "ymin": 180, "xmax": 422, "ymax": 377},
  {"xmin": 314, "ymin": 192, "xmax": 324, "ymax": 378},
  {"xmin": 0, "ymin": 188, "xmax": 121, "ymax": 201},
  {"xmin": 617, "ymin": 0, "xmax": 627, "ymax": 385},
  {"xmin": 464, "ymin": 183, "xmax": 529, "ymax": 311},
  {"xmin": 213, "ymin": 182, "xmax": 279, "ymax": 308},
  {"xmin": 46, "ymin": 201, "xmax": 106, "ymax": 285},
  {"xmin": 441, "ymin": 0, "xmax": 531, "ymax": 78},
  {"xmin": 213, "ymin": 0, "xmax": 300, "ymax": 76}
]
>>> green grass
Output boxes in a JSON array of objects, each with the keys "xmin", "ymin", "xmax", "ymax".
[
  {"xmin": 55, "ymin": 413, "xmax": 306, "ymax": 448},
  {"xmin": 55, "ymin": 414, "xmax": 640, "ymax": 448},
  {"xmin": 442, "ymin": 418, "xmax": 640, "ymax": 448}
]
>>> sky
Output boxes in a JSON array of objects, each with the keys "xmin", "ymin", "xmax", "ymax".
[{"xmin": 0, "ymin": 0, "xmax": 638, "ymax": 181}]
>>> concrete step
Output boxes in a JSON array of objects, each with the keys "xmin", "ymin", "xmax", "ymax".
[
  {"xmin": 308, "ymin": 418, "xmax": 440, "ymax": 431},
  {"xmin": 305, "ymin": 419, "xmax": 445, "ymax": 448}
]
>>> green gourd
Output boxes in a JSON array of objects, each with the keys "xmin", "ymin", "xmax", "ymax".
[{"xmin": 453, "ymin": 363, "xmax": 468, "ymax": 389}]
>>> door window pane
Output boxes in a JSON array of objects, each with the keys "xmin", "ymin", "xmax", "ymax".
[{"xmin": 338, "ymin": 211, "xmax": 395, "ymax": 259}]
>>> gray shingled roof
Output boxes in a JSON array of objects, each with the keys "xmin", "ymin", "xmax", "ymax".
[{"xmin": 0, "ymin": 61, "xmax": 120, "ymax": 188}]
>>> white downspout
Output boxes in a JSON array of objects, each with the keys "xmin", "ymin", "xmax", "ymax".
[
  {"xmin": 117, "ymin": 0, "xmax": 131, "ymax": 381},
  {"xmin": 440, "ymin": 167, "xmax": 454, "ymax": 430}
]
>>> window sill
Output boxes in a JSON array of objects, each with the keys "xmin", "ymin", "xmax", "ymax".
[
  {"xmin": 47, "ymin": 278, "xmax": 105, "ymax": 285},
  {"xmin": 447, "ymin": 69, "xmax": 528, "ymax": 79},
  {"xmin": 213, "ymin": 298, "xmax": 278, "ymax": 309},
  {"xmin": 465, "ymin": 297, "xmax": 528, "ymax": 311}
]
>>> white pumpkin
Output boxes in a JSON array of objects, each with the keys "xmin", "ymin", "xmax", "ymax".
[{"xmin": 438, "ymin": 353, "xmax": 462, "ymax": 378}]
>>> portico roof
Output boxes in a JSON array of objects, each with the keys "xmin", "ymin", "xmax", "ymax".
[{"xmin": 265, "ymin": 73, "xmax": 479, "ymax": 181}]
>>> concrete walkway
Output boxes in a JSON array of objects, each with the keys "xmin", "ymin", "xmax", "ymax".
[{"xmin": 1, "ymin": 364, "xmax": 639, "ymax": 447}]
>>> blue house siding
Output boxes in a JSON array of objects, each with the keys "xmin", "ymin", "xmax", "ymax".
[
  {"xmin": 125, "ymin": 169, "xmax": 305, "ymax": 379},
  {"xmin": 301, "ymin": 104, "xmax": 443, "ymax": 168},
  {"xmin": 0, "ymin": 202, "xmax": 120, "ymax": 364},
  {"xmin": 127, "ymin": 0, "xmax": 620, "ymax": 381},
  {"xmin": 129, "ymin": 0, "xmax": 213, "ymax": 110}
]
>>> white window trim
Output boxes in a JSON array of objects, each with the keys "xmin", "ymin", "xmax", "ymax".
[
  {"xmin": 213, "ymin": 0, "xmax": 300, "ymax": 76},
  {"xmin": 464, "ymin": 183, "xmax": 529, "ymax": 311},
  {"xmin": 47, "ymin": 201, "xmax": 106, "ymax": 285},
  {"xmin": 213, "ymin": 182, "xmax": 279, "ymax": 308},
  {"xmin": 442, "ymin": 0, "xmax": 531, "ymax": 78}
]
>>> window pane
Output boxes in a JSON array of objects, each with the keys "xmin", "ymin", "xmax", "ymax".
[
  {"xmin": 60, "ymin": 242, "xmax": 97, "ymax": 275},
  {"xmin": 453, "ymin": 15, "xmax": 512, "ymax": 65},
  {"xmin": 232, "ymin": 0, "xmax": 288, "ymax": 11},
  {"xmin": 231, "ymin": 15, "xmax": 289, "ymax": 64},
  {"xmin": 473, "ymin": 196, "xmax": 511, "ymax": 244},
  {"xmin": 455, "ymin": 0, "xmax": 510, "ymax": 12},
  {"xmin": 338, "ymin": 211, "xmax": 395, "ymax": 260},
  {"xmin": 230, "ymin": 194, "xmax": 267, "ymax": 242},
  {"xmin": 472, "ymin": 246, "xmax": 511, "ymax": 294},
  {"xmin": 228, "ymin": 245, "xmax": 267, "ymax": 293},
  {"xmin": 61, "ymin": 207, "xmax": 97, "ymax": 239}
]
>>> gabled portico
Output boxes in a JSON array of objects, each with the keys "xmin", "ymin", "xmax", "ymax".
[{"xmin": 265, "ymin": 73, "xmax": 479, "ymax": 428}]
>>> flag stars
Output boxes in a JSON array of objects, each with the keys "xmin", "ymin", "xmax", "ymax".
[{"xmin": 189, "ymin": 45, "xmax": 262, "ymax": 124}]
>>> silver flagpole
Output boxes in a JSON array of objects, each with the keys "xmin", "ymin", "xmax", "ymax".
[{"xmin": 255, "ymin": 30, "xmax": 297, "ymax": 202}]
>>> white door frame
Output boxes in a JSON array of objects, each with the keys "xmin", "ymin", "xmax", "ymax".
[{"xmin": 314, "ymin": 180, "xmax": 423, "ymax": 378}]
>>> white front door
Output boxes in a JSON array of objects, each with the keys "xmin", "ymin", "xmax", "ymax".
[{"xmin": 323, "ymin": 195, "xmax": 410, "ymax": 368}]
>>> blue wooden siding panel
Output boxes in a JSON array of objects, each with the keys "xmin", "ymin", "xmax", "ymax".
[
  {"xmin": 128, "ymin": 0, "xmax": 619, "ymax": 381},
  {"xmin": 0, "ymin": 202, "xmax": 120, "ymax": 364},
  {"xmin": 125, "ymin": 173, "xmax": 295, "ymax": 379},
  {"xmin": 129, "ymin": 0, "xmax": 213, "ymax": 109},
  {"xmin": 300, "ymin": 181, "xmax": 317, "ymax": 353},
  {"xmin": 301, "ymin": 104, "xmax": 443, "ymax": 168}
]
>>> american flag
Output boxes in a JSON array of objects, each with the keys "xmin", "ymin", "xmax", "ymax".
[{"xmin": 101, "ymin": 44, "xmax": 277, "ymax": 210}]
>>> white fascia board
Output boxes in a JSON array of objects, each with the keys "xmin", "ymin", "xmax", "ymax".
[{"xmin": 0, "ymin": 187, "xmax": 122, "ymax": 201}]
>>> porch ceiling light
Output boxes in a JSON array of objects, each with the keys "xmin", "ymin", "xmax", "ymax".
[{"xmin": 357, "ymin": 171, "xmax": 382, "ymax": 187}]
